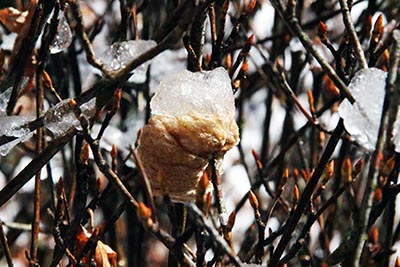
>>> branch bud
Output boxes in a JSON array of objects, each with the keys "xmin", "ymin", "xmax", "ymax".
[{"xmin": 248, "ymin": 190, "xmax": 259, "ymax": 211}]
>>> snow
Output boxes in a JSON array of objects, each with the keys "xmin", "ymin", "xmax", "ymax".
[
  {"xmin": 150, "ymin": 67, "xmax": 235, "ymax": 118},
  {"xmin": 49, "ymin": 12, "xmax": 72, "ymax": 54},
  {"xmin": 98, "ymin": 39, "xmax": 157, "ymax": 73},
  {"xmin": 338, "ymin": 68, "xmax": 389, "ymax": 151}
]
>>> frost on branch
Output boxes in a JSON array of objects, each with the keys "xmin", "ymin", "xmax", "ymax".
[
  {"xmin": 137, "ymin": 67, "xmax": 239, "ymax": 202},
  {"xmin": 98, "ymin": 40, "xmax": 157, "ymax": 73},
  {"xmin": 338, "ymin": 68, "xmax": 400, "ymax": 151}
]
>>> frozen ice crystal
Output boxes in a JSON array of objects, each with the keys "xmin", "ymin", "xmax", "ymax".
[
  {"xmin": 98, "ymin": 40, "xmax": 157, "ymax": 73},
  {"xmin": 0, "ymin": 132, "xmax": 34, "ymax": 156},
  {"xmin": 0, "ymin": 116, "xmax": 33, "ymax": 137},
  {"xmin": 0, "ymin": 115, "xmax": 34, "ymax": 156},
  {"xmin": 50, "ymin": 12, "xmax": 72, "ymax": 54},
  {"xmin": 338, "ymin": 68, "xmax": 389, "ymax": 151},
  {"xmin": 44, "ymin": 98, "xmax": 96, "ymax": 137},
  {"xmin": 150, "ymin": 67, "xmax": 235, "ymax": 118},
  {"xmin": 0, "ymin": 87, "xmax": 12, "ymax": 116}
]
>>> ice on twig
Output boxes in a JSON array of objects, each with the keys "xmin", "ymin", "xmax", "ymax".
[
  {"xmin": 0, "ymin": 87, "xmax": 12, "ymax": 116},
  {"xmin": 98, "ymin": 40, "xmax": 157, "ymax": 73},
  {"xmin": 0, "ymin": 132, "xmax": 34, "ymax": 156},
  {"xmin": 0, "ymin": 115, "xmax": 34, "ymax": 156},
  {"xmin": 137, "ymin": 67, "xmax": 239, "ymax": 202},
  {"xmin": 44, "ymin": 98, "xmax": 96, "ymax": 137},
  {"xmin": 50, "ymin": 12, "xmax": 72, "ymax": 54},
  {"xmin": 338, "ymin": 68, "xmax": 396, "ymax": 151}
]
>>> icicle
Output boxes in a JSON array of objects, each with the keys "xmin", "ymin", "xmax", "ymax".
[
  {"xmin": 49, "ymin": 12, "xmax": 72, "ymax": 54},
  {"xmin": 0, "ymin": 87, "xmax": 12, "ymax": 116}
]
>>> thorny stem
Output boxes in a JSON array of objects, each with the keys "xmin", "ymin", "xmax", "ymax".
[{"xmin": 269, "ymin": 119, "xmax": 344, "ymax": 267}]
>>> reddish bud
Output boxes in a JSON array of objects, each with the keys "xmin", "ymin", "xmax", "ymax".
[
  {"xmin": 318, "ymin": 21, "xmax": 328, "ymax": 41},
  {"xmin": 373, "ymin": 188, "xmax": 382, "ymax": 203},
  {"xmin": 227, "ymin": 210, "xmax": 236, "ymax": 230},
  {"xmin": 324, "ymin": 160, "xmax": 334, "ymax": 181},
  {"xmin": 368, "ymin": 225, "xmax": 379, "ymax": 245},
  {"xmin": 341, "ymin": 157, "xmax": 352, "ymax": 184},
  {"xmin": 372, "ymin": 14, "xmax": 384, "ymax": 43},
  {"xmin": 248, "ymin": 190, "xmax": 259, "ymax": 210},
  {"xmin": 69, "ymin": 98, "xmax": 78, "ymax": 108},
  {"xmin": 395, "ymin": 257, "xmax": 400, "ymax": 267},
  {"xmin": 247, "ymin": 0, "xmax": 257, "ymax": 13},
  {"xmin": 280, "ymin": 169, "xmax": 289, "ymax": 187},
  {"xmin": 241, "ymin": 59, "xmax": 249, "ymax": 73},
  {"xmin": 307, "ymin": 90, "xmax": 315, "ymax": 114},
  {"xmin": 293, "ymin": 184, "xmax": 299, "ymax": 204},
  {"xmin": 251, "ymin": 149, "xmax": 263, "ymax": 170},
  {"xmin": 382, "ymin": 156, "xmax": 395, "ymax": 177},
  {"xmin": 205, "ymin": 53, "xmax": 211, "ymax": 64},
  {"xmin": 225, "ymin": 53, "xmax": 232, "ymax": 69},
  {"xmin": 42, "ymin": 70, "xmax": 53, "ymax": 88},
  {"xmin": 323, "ymin": 75, "xmax": 340, "ymax": 99},
  {"xmin": 111, "ymin": 144, "xmax": 118, "ymax": 159},
  {"xmin": 354, "ymin": 158, "xmax": 364, "ymax": 176},
  {"xmin": 81, "ymin": 143, "xmax": 90, "ymax": 165},
  {"xmin": 137, "ymin": 202, "xmax": 152, "ymax": 220}
]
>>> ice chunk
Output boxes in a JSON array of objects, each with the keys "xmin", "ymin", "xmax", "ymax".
[
  {"xmin": 0, "ymin": 115, "xmax": 34, "ymax": 156},
  {"xmin": 50, "ymin": 12, "xmax": 72, "ymax": 54},
  {"xmin": 44, "ymin": 98, "xmax": 96, "ymax": 136},
  {"xmin": 150, "ymin": 67, "xmax": 235, "ymax": 118},
  {"xmin": 0, "ymin": 115, "xmax": 33, "ymax": 137},
  {"xmin": 338, "ymin": 68, "xmax": 389, "ymax": 151},
  {"xmin": 98, "ymin": 40, "xmax": 157, "ymax": 73},
  {"xmin": 0, "ymin": 87, "xmax": 12, "ymax": 116}
]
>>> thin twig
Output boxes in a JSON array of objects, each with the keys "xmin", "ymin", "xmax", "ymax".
[
  {"xmin": 0, "ymin": 220, "xmax": 13, "ymax": 267},
  {"xmin": 351, "ymin": 29, "xmax": 400, "ymax": 267},
  {"xmin": 338, "ymin": 0, "xmax": 368, "ymax": 69},
  {"xmin": 269, "ymin": 0, "xmax": 355, "ymax": 104},
  {"xmin": 269, "ymin": 119, "xmax": 344, "ymax": 266},
  {"xmin": 186, "ymin": 203, "xmax": 244, "ymax": 267}
]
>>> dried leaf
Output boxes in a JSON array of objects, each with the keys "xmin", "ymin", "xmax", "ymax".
[
  {"xmin": 0, "ymin": 7, "xmax": 28, "ymax": 33},
  {"xmin": 94, "ymin": 241, "xmax": 117, "ymax": 267}
]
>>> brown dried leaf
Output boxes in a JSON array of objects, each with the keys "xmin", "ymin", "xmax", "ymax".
[
  {"xmin": 0, "ymin": 7, "xmax": 28, "ymax": 33},
  {"xmin": 94, "ymin": 241, "xmax": 117, "ymax": 267}
]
